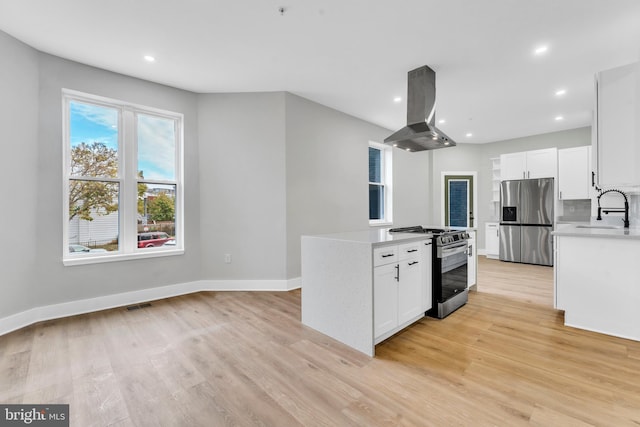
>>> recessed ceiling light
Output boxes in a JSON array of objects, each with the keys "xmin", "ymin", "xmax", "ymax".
[
  {"xmin": 432, "ymin": 136, "xmax": 438, "ymax": 141},
  {"xmin": 393, "ymin": 96, "xmax": 402, "ymax": 103},
  {"xmin": 444, "ymin": 141, "xmax": 450, "ymax": 146},
  {"xmin": 555, "ymin": 89, "xmax": 567, "ymax": 96},
  {"xmin": 438, "ymin": 119, "xmax": 446, "ymax": 124},
  {"xmin": 405, "ymin": 148, "xmax": 411, "ymax": 152},
  {"xmin": 393, "ymin": 143, "xmax": 398, "ymax": 147},
  {"xmin": 534, "ymin": 45, "xmax": 548, "ymax": 55},
  {"xmin": 555, "ymin": 116, "xmax": 564, "ymax": 121},
  {"xmin": 466, "ymin": 133, "xmax": 473, "ymax": 138},
  {"xmin": 143, "ymin": 55, "xmax": 156, "ymax": 62}
]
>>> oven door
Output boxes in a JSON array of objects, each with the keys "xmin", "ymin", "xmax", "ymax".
[{"xmin": 438, "ymin": 242, "xmax": 468, "ymax": 302}]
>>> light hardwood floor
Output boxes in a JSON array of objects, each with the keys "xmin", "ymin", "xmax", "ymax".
[
  {"xmin": 2, "ymin": 259, "xmax": 640, "ymax": 426},
  {"xmin": 475, "ymin": 256, "xmax": 555, "ymax": 307}
]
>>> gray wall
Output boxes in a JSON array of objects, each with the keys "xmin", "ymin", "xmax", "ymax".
[
  {"xmin": 198, "ymin": 92, "xmax": 288, "ymax": 280},
  {"xmin": 284, "ymin": 93, "xmax": 433, "ymax": 278},
  {"xmin": 32, "ymin": 54, "xmax": 201, "ymax": 309},
  {"xmin": 0, "ymin": 31, "xmax": 40, "ymax": 316}
]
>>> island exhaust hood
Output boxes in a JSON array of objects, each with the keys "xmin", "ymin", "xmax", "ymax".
[{"xmin": 384, "ymin": 65, "xmax": 456, "ymax": 151}]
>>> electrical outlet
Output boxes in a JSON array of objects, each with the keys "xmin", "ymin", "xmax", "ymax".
[{"xmin": 224, "ymin": 254, "xmax": 232, "ymax": 264}]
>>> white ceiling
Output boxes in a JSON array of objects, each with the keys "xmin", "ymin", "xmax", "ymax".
[{"xmin": 1, "ymin": 0, "xmax": 640, "ymax": 144}]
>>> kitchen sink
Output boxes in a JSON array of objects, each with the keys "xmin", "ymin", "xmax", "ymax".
[{"xmin": 575, "ymin": 225, "xmax": 621, "ymax": 230}]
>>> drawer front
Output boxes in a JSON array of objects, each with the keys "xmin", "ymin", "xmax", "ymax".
[
  {"xmin": 373, "ymin": 245, "xmax": 398, "ymax": 266},
  {"xmin": 398, "ymin": 241, "xmax": 422, "ymax": 261}
]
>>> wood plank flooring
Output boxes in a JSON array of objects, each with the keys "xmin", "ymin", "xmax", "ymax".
[
  {"xmin": 476, "ymin": 256, "xmax": 555, "ymax": 307},
  {"xmin": 2, "ymin": 259, "xmax": 640, "ymax": 426}
]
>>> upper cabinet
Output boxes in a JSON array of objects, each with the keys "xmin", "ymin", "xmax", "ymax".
[
  {"xmin": 500, "ymin": 148, "xmax": 558, "ymax": 181},
  {"xmin": 593, "ymin": 62, "xmax": 640, "ymax": 189},
  {"xmin": 558, "ymin": 146, "xmax": 592, "ymax": 200}
]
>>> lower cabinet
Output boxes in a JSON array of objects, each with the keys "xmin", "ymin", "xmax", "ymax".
[
  {"xmin": 485, "ymin": 222, "xmax": 499, "ymax": 259},
  {"xmin": 467, "ymin": 231, "xmax": 477, "ymax": 288},
  {"xmin": 373, "ymin": 263, "xmax": 399, "ymax": 337},
  {"xmin": 374, "ymin": 240, "xmax": 430, "ymax": 343}
]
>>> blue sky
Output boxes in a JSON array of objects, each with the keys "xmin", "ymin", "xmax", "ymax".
[
  {"xmin": 70, "ymin": 101, "xmax": 118, "ymax": 149},
  {"xmin": 70, "ymin": 101, "xmax": 175, "ymax": 181}
]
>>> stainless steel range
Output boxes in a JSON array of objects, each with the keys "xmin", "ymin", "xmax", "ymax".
[{"xmin": 389, "ymin": 226, "xmax": 470, "ymax": 318}]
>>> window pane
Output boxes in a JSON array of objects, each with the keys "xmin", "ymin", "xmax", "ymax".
[
  {"xmin": 69, "ymin": 101, "xmax": 119, "ymax": 178},
  {"xmin": 369, "ymin": 184, "xmax": 384, "ymax": 220},
  {"xmin": 369, "ymin": 147, "xmax": 382, "ymax": 183},
  {"xmin": 68, "ymin": 180, "xmax": 119, "ymax": 253},
  {"xmin": 449, "ymin": 180, "xmax": 468, "ymax": 227},
  {"xmin": 137, "ymin": 114, "xmax": 176, "ymax": 181},
  {"xmin": 138, "ymin": 183, "xmax": 176, "ymax": 249}
]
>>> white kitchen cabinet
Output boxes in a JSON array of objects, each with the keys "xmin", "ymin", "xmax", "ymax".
[
  {"xmin": 558, "ymin": 146, "xmax": 592, "ymax": 200},
  {"xmin": 397, "ymin": 255, "xmax": 423, "ymax": 324},
  {"xmin": 373, "ymin": 263, "xmax": 398, "ymax": 338},
  {"xmin": 302, "ymin": 233, "xmax": 430, "ymax": 357},
  {"xmin": 500, "ymin": 148, "xmax": 557, "ymax": 181},
  {"xmin": 500, "ymin": 152, "xmax": 527, "ymax": 180},
  {"xmin": 373, "ymin": 240, "xmax": 425, "ymax": 342},
  {"xmin": 485, "ymin": 222, "xmax": 499, "ymax": 259},
  {"xmin": 593, "ymin": 62, "xmax": 640, "ymax": 188},
  {"xmin": 467, "ymin": 232, "xmax": 477, "ymax": 288}
]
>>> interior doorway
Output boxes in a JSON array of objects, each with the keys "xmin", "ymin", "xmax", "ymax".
[{"xmin": 441, "ymin": 172, "xmax": 476, "ymax": 228}]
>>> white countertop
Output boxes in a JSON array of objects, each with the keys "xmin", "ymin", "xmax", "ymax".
[
  {"xmin": 304, "ymin": 226, "xmax": 475, "ymax": 246},
  {"xmin": 552, "ymin": 223, "xmax": 640, "ymax": 239},
  {"xmin": 304, "ymin": 229, "xmax": 432, "ymax": 246}
]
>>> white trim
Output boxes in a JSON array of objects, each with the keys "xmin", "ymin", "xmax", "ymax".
[
  {"xmin": 63, "ymin": 248, "xmax": 185, "ymax": 266},
  {"xmin": 62, "ymin": 89, "xmax": 184, "ymax": 265},
  {"xmin": 440, "ymin": 171, "xmax": 478, "ymax": 228},
  {"xmin": 0, "ymin": 277, "xmax": 302, "ymax": 337},
  {"xmin": 369, "ymin": 141, "xmax": 393, "ymax": 226}
]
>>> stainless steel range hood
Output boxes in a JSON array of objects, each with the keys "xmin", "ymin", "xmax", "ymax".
[{"xmin": 384, "ymin": 65, "xmax": 456, "ymax": 151}]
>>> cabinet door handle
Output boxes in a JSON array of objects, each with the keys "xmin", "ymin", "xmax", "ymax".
[
  {"xmin": 560, "ymin": 191, "xmax": 562, "ymax": 199},
  {"xmin": 468, "ymin": 245, "xmax": 473, "ymax": 257},
  {"xmin": 395, "ymin": 264, "xmax": 400, "ymax": 282},
  {"xmin": 592, "ymin": 171, "xmax": 595, "ymax": 187},
  {"xmin": 528, "ymin": 171, "xmax": 530, "ymax": 179},
  {"xmin": 523, "ymin": 171, "xmax": 526, "ymax": 179},
  {"xmin": 407, "ymin": 249, "xmax": 418, "ymax": 253},
  {"xmin": 381, "ymin": 253, "xmax": 394, "ymax": 258},
  {"xmin": 408, "ymin": 261, "xmax": 419, "ymax": 266}
]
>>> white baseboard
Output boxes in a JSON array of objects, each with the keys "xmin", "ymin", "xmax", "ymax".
[
  {"xmin": 0, "ymin": 277, "xmax": 301, "ymax": 337},
  {"xmin": 478, "ymin": 248, "xmax": 487, "ymax": 256}
]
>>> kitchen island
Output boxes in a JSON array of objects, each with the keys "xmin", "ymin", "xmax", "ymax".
[
  {"xmin": 553, "ymin": 224, "xmax": 640, "ymax": 342},
  {"xmin": 301, "ymin": 229, "xmax": 433, "ymax": 357}
]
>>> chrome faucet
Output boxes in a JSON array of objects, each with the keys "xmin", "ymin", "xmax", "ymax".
[{"xmin": 596, "ymin": 189, "xmax": 630, "ymax": 228}]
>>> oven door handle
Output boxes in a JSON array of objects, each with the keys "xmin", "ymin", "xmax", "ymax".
[{"xmin": 440, "ymin": 243, "xmax": 468, "ymax": 257}]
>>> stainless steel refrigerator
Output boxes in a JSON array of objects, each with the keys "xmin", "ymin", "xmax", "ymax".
[{"xmin": 499, "ymin": 178, "xmax": 554, "ymax": 266}]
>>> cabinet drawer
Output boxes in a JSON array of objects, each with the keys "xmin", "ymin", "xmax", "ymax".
[
  {"xmin": 398, "ymin": 242, "xmax": 422, "ymax": 260},
  {"xmin": 373, "ymin": 246, "xmax": 398, "ymax": 266}
]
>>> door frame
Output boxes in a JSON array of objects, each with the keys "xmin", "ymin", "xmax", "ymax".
[{"xmin": 440, "ymin": 171, "xmax": 478, "ymax": 228}]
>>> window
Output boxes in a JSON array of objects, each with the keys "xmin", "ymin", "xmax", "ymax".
[
  {"xmin": 63, "ymin": 90, "xmax": 183, "ymax": 265},
  {"xmin": 369, "ymin": 142, "xmax": 392, "ymax": 225}
]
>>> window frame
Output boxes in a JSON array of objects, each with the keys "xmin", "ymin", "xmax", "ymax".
[
  {"xmin": 62, "ymin": 89, "xmax": 184, "ymax": 266},
  {"xmin": 368, "ymin": 141, "xmax": 393, "ymax": 226}
]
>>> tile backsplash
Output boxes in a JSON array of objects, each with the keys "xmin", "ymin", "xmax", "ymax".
[{"xmin": 559, "ymin": 199, "xmax": 591, "ymax": 221}]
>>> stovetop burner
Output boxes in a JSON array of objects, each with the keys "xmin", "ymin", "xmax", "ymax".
[{"xmin": 388, "ymin": 225, "xmax": 449, "ymax": 235}]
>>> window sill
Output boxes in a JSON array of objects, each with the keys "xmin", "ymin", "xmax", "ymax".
[
  {"xmin": 369, "ymin": 221, "xmax": 393, "ymax": 228},
  {"xmin": 63, "ymin": 248, "xmax": 184, "ymax": 266}
]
